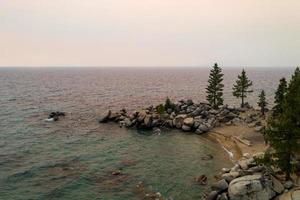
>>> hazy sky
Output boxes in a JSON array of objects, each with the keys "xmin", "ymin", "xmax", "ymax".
[{"xmin": 0, "ymin": 0, "xmax": 300, "ymax": 67}]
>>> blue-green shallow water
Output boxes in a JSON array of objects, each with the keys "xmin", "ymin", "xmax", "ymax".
[
  {"xmin": 0, "ymin": 67, "xmax": 293, "ymax": 199},
  {"xmin": 0, "ymin": 120, "xmax": 230, "ymax": 200}
]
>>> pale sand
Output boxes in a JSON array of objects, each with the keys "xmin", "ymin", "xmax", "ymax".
[{"xmin": 206, "ymin": 124, "xmax": 267, "ymax": 161}]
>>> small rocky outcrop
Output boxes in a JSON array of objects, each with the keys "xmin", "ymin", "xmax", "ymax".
[
  {"xmin": 46, "ymin": 111, "xmax": 65, "ymax": 121},
  {"xmin": 97, "ymin": 99, "xmax": 261, "ymax": 135},
  {"xmin": 206, "ymin": 153, "xmax": 297, "ymax": 200}
]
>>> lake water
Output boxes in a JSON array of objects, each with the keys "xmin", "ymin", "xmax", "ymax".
[{"xmin": 0, "ymin": 67, "xmax": 294, "ymax": 200}]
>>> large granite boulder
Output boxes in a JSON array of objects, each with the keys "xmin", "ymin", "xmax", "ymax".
[
  {"xmin": 137, "ymin": 110, "xmax": 147, "ymax": 122},
  {"xmin": 144, "ymin": 115, "xmax": 153, "ymax": 128},
  {"xmin": 277, "ymin": 188, "xmax": 300, "ymax": 200},
  {"xmin": 183, "ymin": 117, "xmax": 194, "ymax": 127},
  {"xmin": 228, "ymin": 174, "xmax": 276, "ymax": 200},
  {"xmin": 173, "ymin": 114, "xmax": 187, "ymax": 129}
]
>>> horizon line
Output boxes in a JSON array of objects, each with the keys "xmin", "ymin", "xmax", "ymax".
[{"xmin": 0, "ymin": 65, "xmax": 297, "ymax": 68}]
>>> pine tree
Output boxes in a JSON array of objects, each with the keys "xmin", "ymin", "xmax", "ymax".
[
  {"xmin": 164, "ymin": 97, "xmax": 175, "ymax": 111},
  {"xmin": 273, "ymin": 78, "xmax": 287, "ymax": 116},
  {"xmin": 232, "ymin": 69, "xmax": 253, "ymax": 107},
  {"xmin": 206, "ymin": 63, "xmax": 224, "ymax": 109},
  {"xmin": 264, "ymin": 67, "xmax": 300, "ymax": 179},
  {"xmin": 257, "ymin": 90, "xmax": 267, "ymax": 116}
]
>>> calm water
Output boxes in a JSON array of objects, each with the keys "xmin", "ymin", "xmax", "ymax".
[{"xmin": 0, "ymin": 67, "xmax": 294, "ymax": 200}]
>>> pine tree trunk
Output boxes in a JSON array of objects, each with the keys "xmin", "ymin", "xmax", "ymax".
[{"xmin": 241, "ymin": 96, "xmax": 244, "ymax": 108}]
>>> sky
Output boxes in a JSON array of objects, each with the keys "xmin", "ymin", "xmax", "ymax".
[{"xmin": 0, "ymin": 0, "xmax": 300, "ymax": 67}]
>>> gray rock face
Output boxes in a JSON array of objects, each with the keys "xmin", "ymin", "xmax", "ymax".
[
  {"xmin": 211, "ymin": 179, "xmax": 229, "ymax": 192},
  {"xmin": 228, "ymin": 174, "xmax": 276, "ymax": 200},
  {"xmin": 99, "ymin": 110, "xmax": 111, "ymax": 123}
]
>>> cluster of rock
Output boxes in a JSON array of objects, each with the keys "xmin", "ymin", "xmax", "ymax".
[
  {"xmin": 99, "ymin": 99, "xmax": 264, "ymax": 134},
  {"xmin": 45, "ymin": 111, "xmax": 65, "ymax": 122},
  {"xmin": 206, "ymin": 153, "xmax": 299, "ymax": 200}
]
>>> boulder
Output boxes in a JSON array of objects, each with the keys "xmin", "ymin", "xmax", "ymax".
[
  {"xmin": 228, "ymin": 174, "xmax": 276, "ymax": 200},
  {"xmin": 207, "ymin": 191, "xmax": 219, "ymax": 200},
  {"xmin": 222, "ymin": 172, "xmax": 240, "ymax": 182},
  {"xmin": 137, "ymin": 110, "xmax": 147, "ymax": 122},
  {"xmin": 183, "ymin": 117, "xmax": 194, "ymax": 127},
  {"xmin": 182, "ymin": 125, "xmax": 192, "ymax": 132},
  {"xmin": 173, "ymin": 114, "xmax": 187, "ymax": 129},
  {"xmin": 271, "ymin": 175, "xmax": 284, "ymax": 194},
  {"xmin": 144, "ymin": 115, "xmax": 153, "ymax": 128},
  {"xmin": 284, "ymin": 180, "xmax": 293, "ymax": 189},
  {"xmin": 277, "ymin": 189, "xmax": 300, "ymax": 200},
  {"xmin": 186, "ymin": 99, "xmax": 194, "ymax": 106},
  {"xmin": 195, "ymin": 129, "xmax": 203, "ymax": 134},
  {"xmin": 255, "ymin": 126, "xmax": 264, "ymax": 132},
  {"xmin": 238, "ymin": 158, "xmax": 255, "ymax": 170},
  {"xmin": 211, "ymin": 179, "xmax": 229, "ymax": 192},
  {"xmin": 219, "ymin": 193, "xmax": 228, "ymax": 200},
  {"xmin": 220, "ymin": 112, "xmax": 238, "ymax": 123},
  {"xmin": 194, "ymin": 175, "xmax": 207, "ymax": 185},
  {"xmin": 99, "ymin": 110, "xmax": 111, "ymax": 123},
  {"xmin": 198, "ymin": 124, "xmax": 209, "ymax": 133},
  {"xmin": 123, "ymin": 118, "xmax": 133, "ymax": 127}
]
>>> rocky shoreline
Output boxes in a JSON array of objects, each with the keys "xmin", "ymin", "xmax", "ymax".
[
  {"xmin": 98, "ymin": 99, "xmax": 299, "ymax": 200},
  {"xmin": 98, "ymin": 99, "xmax": 264, "ymax": 135}
]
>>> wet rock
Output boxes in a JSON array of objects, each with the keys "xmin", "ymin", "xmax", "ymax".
[
  {"xmin": 211, "ymin": 179, "xmax": 229, "ymax": 192},
  {"xmin": 99, "ymin": 110, "xmax": 111, "ymax": 123},
  {"xmin": 198, "ymin": 124, "xmax": 209, "ymax": 133},
  {"xmin": 112, "ymin": 170, "xmax": 122, "ymax": 175},
  {"xmin": 194, "ymin": 175, "xmax": 207, "ymax": 185},
  {"xmin": 182, "ymin": 125, "xmax": 192, "ymax": 132},
  {"xmin": 153, "ymin": 127, "xmax": 161, "ymax": 135},
  {"xmin": 206, "ymin": 191, "xmax": 219, "ymax": 200},
  {"xmin": 195, "ymin": 129, "xmax": 203, "ymax": 134},
  {"xmin": 201, "ymin": 154, "xmax": 214, "ymax": 160}
]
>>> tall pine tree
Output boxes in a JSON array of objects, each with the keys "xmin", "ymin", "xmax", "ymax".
[
  {"xmin": 273, "ymin": 78, "xmax": 287, "ymax": 116},
  {"xmin": 206, "ymin": 63, "xmax": 224, "ymax": 109},
  {"xmin": 264, "ymin": 67, "xmax": 300, "ymax": 179},
  {"xmin": 257, "ymin": 90, "xmax": 267, "ymax": 116},
  {"xmin": 232, "ymin": 69, "xmax": 253, "ymax": 107}
]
